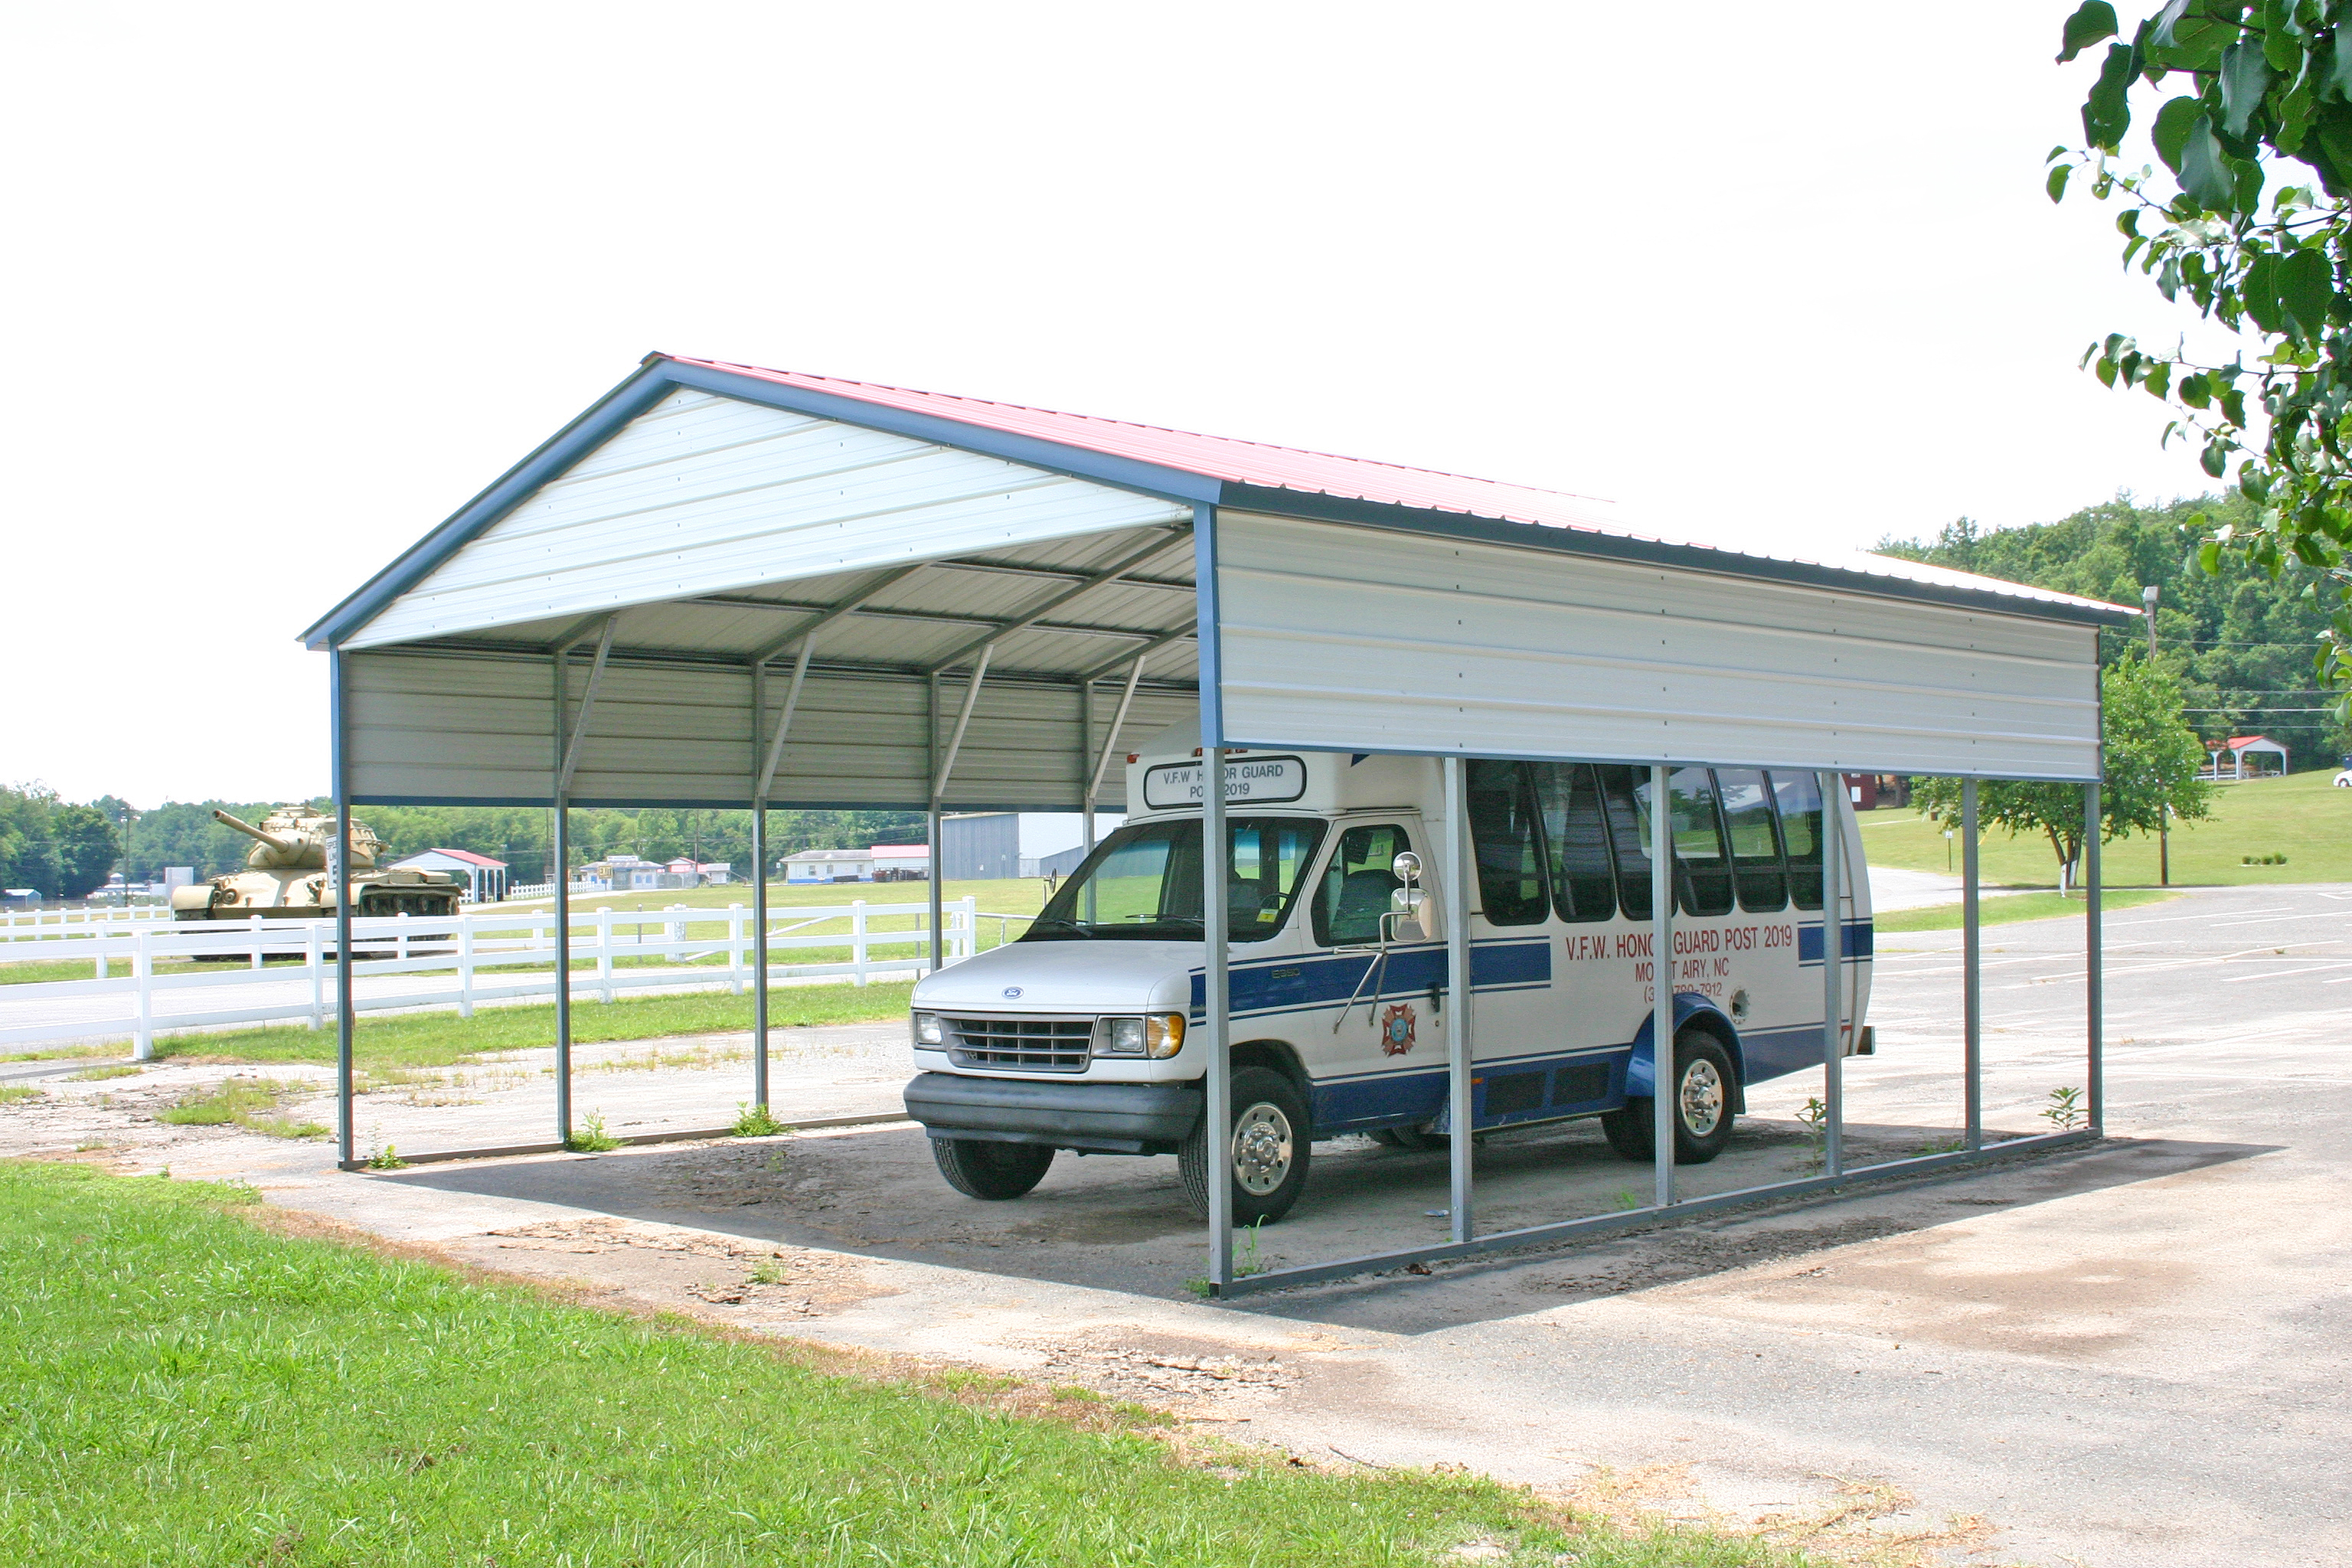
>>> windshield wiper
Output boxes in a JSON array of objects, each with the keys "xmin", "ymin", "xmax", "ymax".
[{"xmin": 1022, "ymin": 916, "xmax": 1094, "ymax": 939}]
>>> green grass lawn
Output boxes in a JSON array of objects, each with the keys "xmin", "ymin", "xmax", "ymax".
[
  {"xmin": 1875, "ymin": 887, "xmax": 2181, "ymax": 934},
  {"xmin": 1860, "ymin": 767, "xmax": 2352, "ymax": 888},
  {"xmin": 0, "ymin": 1163, "xmax": 1803, "ymax": 1566},
  {"xmin": 155, "ymin": 980, "xmax": 920, "ymax": 1071}
]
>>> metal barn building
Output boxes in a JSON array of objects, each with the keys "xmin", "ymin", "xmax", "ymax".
[{"xmin": 303, "ymin": 353, "xmax": 2132, "ymax": 1293}]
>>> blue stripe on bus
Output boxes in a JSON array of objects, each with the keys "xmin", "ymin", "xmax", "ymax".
[{"xmin": 1797, "ymin": 919, "xmax": 1874, "ymax": 965}]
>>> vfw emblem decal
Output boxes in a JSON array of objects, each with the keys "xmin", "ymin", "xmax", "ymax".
[{"xmin": 1379, "ymin": 1001, "xmax": 1417, "ymax": 1056}]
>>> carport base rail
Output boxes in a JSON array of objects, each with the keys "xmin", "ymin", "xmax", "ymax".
[
  {"xmin": 1211, "ymin": 1127, "xmax": 2099, "ymax": 1298},
  {"xmin": 334, "ymin": 1110, "xmax": 909, "ymax": 1171}
]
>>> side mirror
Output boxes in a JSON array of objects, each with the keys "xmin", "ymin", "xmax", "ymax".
[{"xmin": 1387, "ymin": 850, "xmax": 1426, "ymax": 940}]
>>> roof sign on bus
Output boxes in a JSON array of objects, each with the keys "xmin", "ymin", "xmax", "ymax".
[{"xmin": 1143, "ymin": 755, "xmax": 1307, "ymax": 809}]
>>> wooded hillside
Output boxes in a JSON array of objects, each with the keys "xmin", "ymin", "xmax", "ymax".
[{"xmin": 1878, "ymin": 493, "xmax": 2351, "ymax": 772}]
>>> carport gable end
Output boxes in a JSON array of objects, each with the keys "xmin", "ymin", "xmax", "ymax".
[{"xmin": 304, "ymin": 354, "xmax": 2141, "ymax": 813}]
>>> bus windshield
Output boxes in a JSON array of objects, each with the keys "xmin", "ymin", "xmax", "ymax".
[{"xmin": 1022, "ymin": 817, "xmax": 1328, "ymax": 942}]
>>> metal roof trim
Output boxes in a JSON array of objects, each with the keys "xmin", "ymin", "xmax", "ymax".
[{"xmin": 1214, "ymin": 484, "xmax": 2141, "ymax": 629}]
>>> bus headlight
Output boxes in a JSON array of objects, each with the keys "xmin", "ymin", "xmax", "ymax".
[
  {"xmin": 1145, "ymin": 1013, "xmax": 1185, "ymax": 1058},
  {"xmin": 1099, "ymin": 1014, "xmax": 1185, "ymax": 1058},
  {"xmin": 913, "ymin": 1012, "xmax": 945, "ymax": 1047}
]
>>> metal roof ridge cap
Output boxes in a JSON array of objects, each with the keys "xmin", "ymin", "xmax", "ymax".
[
  {"xmin": 1216, "ymin": 485, "xmax": 2142, "ymax": 627},
  {"xmin": 657, "ymin": 358, "xmax": 1224, "ymax": 509}
]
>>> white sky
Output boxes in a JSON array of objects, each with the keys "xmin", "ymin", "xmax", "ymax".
[{"xmin": 1, "ymin": 2, "xmax": 2214, "ymax": 806}]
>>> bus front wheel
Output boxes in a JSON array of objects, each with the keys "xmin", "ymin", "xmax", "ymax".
[
  {"xmin": 1602, "ymin": 1031, "xmax": 1736, "ymax": 1165},
  {"xmin": 1181, "ymin": 1067, "xmax": 1312, "ymax": 1225}
]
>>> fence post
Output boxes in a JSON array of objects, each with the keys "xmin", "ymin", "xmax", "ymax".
[
  {"xmin": 250, "ymin": 913, "xmax": 266, "ymax": 971},
  {"xmin": 96, "ymin": 934, "xmax": 108, "ymax": 981},
  {"xmin": 727, "ymin": 904, "xmax": 744, "ymax": 994},
  {"xmin": 852, "ymin": 900, "xmax": 867, "ymax": 985},
  {"xmin": 396, "ymin": 911, "xmax": 410, "ymax": 964},
  {"xmin": 307, "ymin": 923, "xmax": 324, "ymax": 1029},
  {"xmin": 459, "ymin": 915, "xmax": 475, "ymax": 1020},
  {"xmin": 132, "ymin": 929, "xmax": 153, "ymax": 1062},
  {"xmin": 960, "ymin": 895, "xmax": 977, "ymax": 962},
  {"xmin": 596, "ymin": 906, "xmax": 614, "ymax": 1003}
]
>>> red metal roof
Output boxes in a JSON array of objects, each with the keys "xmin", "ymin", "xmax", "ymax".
[
  {"xmin": 422, "ymin": 847, "xmax": 507, "ymax": 868},
  {"xmin": 658, "ymin": 357, "xmax": 2140, "ymax": 622},
  {"xmin": 665, "ymin": 355, "xmax": 1621, "ymax": 533}
]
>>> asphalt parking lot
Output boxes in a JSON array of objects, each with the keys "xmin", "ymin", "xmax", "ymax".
[{"xmin": 10, "ymin": 881, "xmax": 2348, "ymax": 1566}]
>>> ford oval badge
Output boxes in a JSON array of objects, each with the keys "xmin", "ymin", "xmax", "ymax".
[{"xmin": 1001, "ymin": 986, "xmax": 1023, "ymax": 999}]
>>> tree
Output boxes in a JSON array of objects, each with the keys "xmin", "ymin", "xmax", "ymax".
[
  {"xmin": 1911, "ymin": 659, "xmax": 2213, "ymax": 886},
  {"xmin": 2048, "ymin": 1, "xmax": 2352, "ymax": 713}
]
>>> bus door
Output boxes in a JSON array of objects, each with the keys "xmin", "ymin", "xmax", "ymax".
[
  {"xmin": 1304, "ymin": 818, "xmax": 1446, "ymax": 1119},
  {"xmin": 1462, "ymin": 761, "xmax": 1567, "ymax": 1122}
]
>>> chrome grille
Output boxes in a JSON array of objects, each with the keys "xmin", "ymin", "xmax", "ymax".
[{"xmin": 946, "ymin": 1014, "xmax": 1095, "ymax": 1073}]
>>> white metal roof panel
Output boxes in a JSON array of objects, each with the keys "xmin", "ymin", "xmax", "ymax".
[{"xmin": 347, "ymin": 389, "xmax": 1191, "ymax": 649}]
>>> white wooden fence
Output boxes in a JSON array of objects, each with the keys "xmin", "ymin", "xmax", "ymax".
[
  {"xmin": 0, "ymin": 897, "xmax": 979, "ymax": 1058},
  {"xmin": 0, "ymin": 904, "xmax": 176, "ymax": 940}
]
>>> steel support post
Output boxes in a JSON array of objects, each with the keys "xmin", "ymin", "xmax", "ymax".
[
  {"xmin": 751, "ymin": 797, "xmax": 769, "ymax": 1109},
  {"xmin": 553, "ymin": 798, "xmax": 572, "ymax": 1145},
  {"xmin": 1818, "ymin": 770, "xmax": 1844, "ymax": 1178},
  {"xmin": 332, "ymin": 647, "xmax": 354, "ymax": 1167},
  {"xmin": 927, "ymin": 672, "xmax": 944, "ymax": 972},
  {"xmin": 1443, "ymin": 756, "xmax": 1474, "ymax": 1243},
  {"xmin": 1202, "ymin": 746, "xmax": 1234, "ymax": 1289},
  {"xmin": 2086, "ymin": 782, "xmax": 2104, "ymax": 1135},
  {"xmin": 1963, "ymin": 778, "xmax": 1982, "ymax": 1152},
  {"xmin": 1080, "ymin": 679, "xmax": 1095, "ymax": 854},
  {"xmin": 1650, "ymin": 764, "xmax": 1674, "ymax": 1206}
]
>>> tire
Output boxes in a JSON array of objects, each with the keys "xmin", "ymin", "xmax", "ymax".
[
  {"xmin": 1383, "ymin": 1122, "xmax": 1446, "ymax": 1151},
  {"xmin": 930, "ymin": 1136, "xmax": 1055, "ymax": 1200},
  {"xmin": 1180, "ymin": 1066, "xmax": 1312, "ymax": 1225},
  {"xmin": 1602, "ymin": 1028, "xmax": 1738, "ymax": 1165}
]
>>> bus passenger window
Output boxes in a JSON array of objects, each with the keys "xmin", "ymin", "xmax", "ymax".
[
  {"xmin": 1668, "ymin": 767, "xmax": 1735, "ymax": 916},
  {"xmin": 1713, "ymin": 768, "xmax": 1788, "ymax": 912},
  {"xmin": 1533, "ymin": 763, "xmax": 1616, "ymax": 923},
  {"xmin": 1313, "ymin": 823, "xmax": 1413, "ymax": 948},
  {"xmin": 1769, "ymin": 771, "xmax": 1824, "ymax": 910},
  {"xmin": 1594, "ymin": 765, "xmax": 1654, "ymax": 923},
  {"xmin": 1467, "ymin": 760, "xmax": 1547, "ymax": 926}
]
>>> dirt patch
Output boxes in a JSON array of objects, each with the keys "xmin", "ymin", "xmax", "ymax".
[
  {"xmin": 467, "ymin": 1215, "xmax": 893, "ymax": 1321},
  {"xmin": 1011, "ymin": 1327, "xmax": 1297, "ymax": 1412}
]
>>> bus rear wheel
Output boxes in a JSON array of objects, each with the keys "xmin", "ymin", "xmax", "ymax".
[
  {"xmin": 1602, "ymin": 1031, "xmax": 1737, "ymax": 1165},
  {"xmin": 930, "ymin": 1137, "xmax": 1055, "ymax": 1200}
]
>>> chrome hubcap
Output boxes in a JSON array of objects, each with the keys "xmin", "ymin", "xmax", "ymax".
[
  {"xmin": 1232, "ymin": 1102, "xmax": 1294, "ymax": 1194},
  {"xmin": 1679, "ymin": 1058, "xmax": 1724, "ymax": 1137}
]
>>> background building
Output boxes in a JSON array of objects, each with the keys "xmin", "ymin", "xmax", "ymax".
[{"xmin": 390, "ymin": 847, "xmax": 511, "ymax": 903}]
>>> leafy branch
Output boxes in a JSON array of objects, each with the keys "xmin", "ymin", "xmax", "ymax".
[{"xmin": 2052, "ymin": 0, "xmax": 2352, "ymax": 707}]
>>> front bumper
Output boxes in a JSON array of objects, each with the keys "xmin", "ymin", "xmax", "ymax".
[{"xmin": 902, "ymin": 1071, "xmax": 1202, "ymax": 1155}]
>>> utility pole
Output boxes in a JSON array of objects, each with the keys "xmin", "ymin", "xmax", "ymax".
[{"xmin": 2144, "ymin": 583, "xmax": 2168, "ymax": 887}]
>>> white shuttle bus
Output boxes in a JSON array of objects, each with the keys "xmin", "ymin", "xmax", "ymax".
[{"xmin": 903, "ymin": 724, "xmax": 1873, "ymax": 1224}]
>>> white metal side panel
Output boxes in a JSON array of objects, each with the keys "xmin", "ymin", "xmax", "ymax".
[
  {"xmin": 348, "ymin": 389, "xmax": 1191, "ymax": 648},
  {"xmin": 1213, "ymin": 513, "xmax": 2102, "ymax": 781},
  {"xmin": 345, "ymin": 651, "xmax": 557, "ymax": 802},
  {"xmin": 347, "ymin": 649, "xmax": 1199, "ymax": 807}
]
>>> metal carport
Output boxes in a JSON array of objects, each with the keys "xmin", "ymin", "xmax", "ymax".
[{"xmin": 303, "ymin": 352, "xmax": 2135, "ymax": 1295}]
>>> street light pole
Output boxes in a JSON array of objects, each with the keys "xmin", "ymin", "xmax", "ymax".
[{"xmin": 2144, "ymin": 583, "xmax": 2167, "ymax": 888}]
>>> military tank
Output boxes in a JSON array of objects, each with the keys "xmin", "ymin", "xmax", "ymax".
[{"xmin": 169, "ymin": 806, "xmax": 462, "ymax": 923}]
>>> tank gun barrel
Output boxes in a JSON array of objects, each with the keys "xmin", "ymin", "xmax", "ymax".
[{"xmin": 211, "ymin": 808, "xmax": 299, "ymax": 856}]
